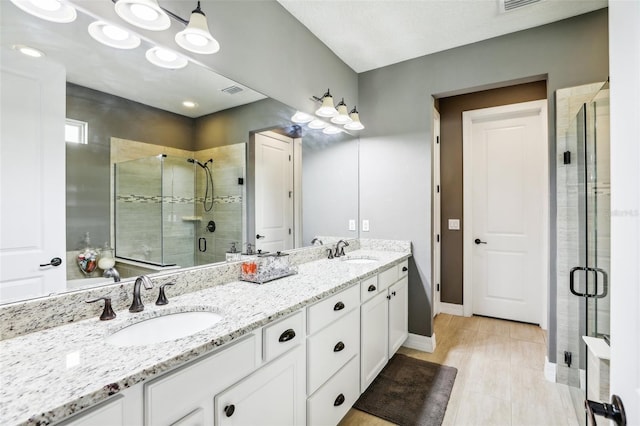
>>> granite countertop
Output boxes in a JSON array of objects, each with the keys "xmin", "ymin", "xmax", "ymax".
[{"xmin": 0, "ymin": 249, "xmax": 410, "ymax": 425}]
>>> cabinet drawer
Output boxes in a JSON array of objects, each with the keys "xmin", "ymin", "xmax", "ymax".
[
  {"xmin": 145, "ymin": 334, "xmax": 257, "ymax": 426},
  {"xmin": 307, "ymin": 308, "xmax": 360, "ymax": 395},
  {"xmin": 360, "ymin": 275, "xmax": 379, "ymax": 303},
  {"xmin": 263, "ymin": 311, "xmax": 304, "ymax": 362},
  {"xmin": 307, "ymin": 355, "xmax": 360, "ymax": 426},
  {"xmin": 307, "ymin": 284, "xmax": 359, "ymax": 335},
  {"xmin": 398, "ymin": 259, "xmax": 409, "ymax": 278},
  {"xmin": 378, "ymin": 265, "xmax": 398, "ymax": 291}
]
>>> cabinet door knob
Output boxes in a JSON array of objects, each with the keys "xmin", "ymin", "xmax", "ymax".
[
  {"xmin": 387, "ymin": 295, "xmax": 391, "ymax": 300},
  {"xmin": 333, "ymin": 301, "xmax": 345, "ymax": 311},
  {"xmin": 333, "ymin": 341, "xmax": 345, "ymax": 352},
  {"xmin": 278, "ymin": 328, "xmax": 296, "ymax": 343},
  {"xmin": 402, "ymin": 266, "xmax": 408, "ymax": 272},
  {"xmin": 368, "ymin": 284, "xmax": 376, "ymax": 292},
  {"xmin": 40, "ymin": 257, "xmax": 62, "ymax": 267},
  {"xmin": 334, "ymin": 393, "xmax": 345, "ymax": 406},
  {"xmin": 392, "ymin": 291, "xmax": 396, "ymax": 296},
  {"xmin": 224, "ymin": 404, "xmax": 235, "ymax": 417}
]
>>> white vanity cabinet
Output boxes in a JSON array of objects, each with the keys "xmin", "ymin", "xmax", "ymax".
[
  {"xmin": 360, "ymin": 260, "xmax": 409, "ymax": 392},
  {"xmin": 215, "ymin": 345, "xmax": 306, "ymax": 426},
  {"xmin": 144, "ymin": 334, "xmax": 259, "ymax": 426},
  {"xmin": 57, "ymin": 387, "xmax": 143, "ymax": 426}
]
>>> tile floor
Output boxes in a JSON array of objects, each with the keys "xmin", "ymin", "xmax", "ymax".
[{"xmin": 339, "ymin": 314, "xmax": 580, "ymax": 426}]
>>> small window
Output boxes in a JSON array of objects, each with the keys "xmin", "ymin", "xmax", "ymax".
[{"xmin": 65, "ymin": 118, "xmax": 88, "ymax": 144}]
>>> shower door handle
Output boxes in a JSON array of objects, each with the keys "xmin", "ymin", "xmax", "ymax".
[{"xmin": 569, "ymin": 266, "xmax": 608, "ymax": 298}]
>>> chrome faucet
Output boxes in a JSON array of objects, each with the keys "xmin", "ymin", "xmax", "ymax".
[
  {"xmin": 311, "ymin": 237, "xmax": 323, "ymax": 246},
  {"xmin": 103, "ymin": 267, "xmax": 121, "ymax": 282},
  {"xmin": 334, "ymin": 239, "xmax": 349, "ymax": 257},
  {"xmin": 129, "ymin": 275, "xmax": 153, "ymax": 313}
]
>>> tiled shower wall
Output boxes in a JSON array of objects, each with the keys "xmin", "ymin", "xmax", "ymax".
[{"xmin": 555, "ymin": 82, "xmax": 605, "ymax": 386}]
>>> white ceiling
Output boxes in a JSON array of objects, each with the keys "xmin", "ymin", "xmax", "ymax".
[{"xmin": 277, "ymin": 0, "xmax": 608, "ymax": 73}]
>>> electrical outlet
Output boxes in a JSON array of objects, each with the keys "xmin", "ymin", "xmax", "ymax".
[
  {"xmin": 362, "ymin": 219, "xmax": 370, "ymax": 232},
  {"xmin": 448, "ymin": 219, "xmax": 460, "ymax": 230},
  {"xmin": 348, "ymin": 219, "xmax": 356, "ymax": 231}
]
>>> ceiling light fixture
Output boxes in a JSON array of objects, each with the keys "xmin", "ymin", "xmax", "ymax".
[
  {"xmin": 330, "ymin": 98, "xmax": 353, "ymax": 125},
  {"xmin": 88, "ymin": 21, "xmax": 141, "ymax": 49},
  {"xmin": 114, "ymin": 0, "xmax": 170, "ymax": 31},
  {"xmin": 308, "ymin": 119, "xmax": 329, "ymax": 130},
  {"xmin": 182, "ymin": 100, "xmax": 198, "ymax": 108},
  {"xmin": 291, "ymin": 111, "xmax": 313, "ymax": 124},
  {"xmin": 175, "ymin": 1, "xmax": 219, "ymax": 54},
  {"xmin": 9, "ymin": 0, "xmax": 76, "ymax": 23},
  {"xmin": 323, "ymin": 125, "xmax": 342, "ymax": 135},
  {"xmin": 314, "ymin": 89, "xmax": 338, "ymax": 117},
  {"xmin": 344, "ymin": 106, "xmax": 365, "ymax": 131},
  {"xmin": 145, "ymin": 47, "xmax": 188, "ymax": 69},
  {"xmin": 12, "ymin": 44, "xmax": 45, "ymax": 58}
]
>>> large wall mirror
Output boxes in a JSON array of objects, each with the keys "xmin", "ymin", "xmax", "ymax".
[{"xmin": 0, "ymin": 1, "xmax": 358, "ymax": 303}]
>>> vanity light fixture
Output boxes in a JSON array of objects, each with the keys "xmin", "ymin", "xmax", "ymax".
[
  {"xmin": 330, "ymin": 98, "xmax": 353, "ymax": 125},
  {"xmin": 322, "ymin": 125, "xmax": 342, "ymax": 135},
  {"xmin": 314, "ymin": 89, "xmax": 338, "ymax": 118},
  {"xmin": 175, "ymin": 1, "xmax": 219, "ymax": 54},
  {"xmin": 145, "ymin": 46, "xmax": 188, "ymax": 69},
  {"xmin": 88, "ymin": 21, "xmax": 141, "ymax": 50},
  {"xmin": 308, "ymin": 119, "xmax": 329, "ymax": 130},
  {"xmin": 9, "ymin": 0, "xmax": 76, "ymax": 23},
  {"xmin": 12, "ymin": 44, "xmax": 45, "ymax": 58},
  {"xmin": 344, "ymin": 106, "xmax": 365, "ymax": 131},
  {"xmin": 114, "ymin": 0, "xmax": 170, "ymax": 31},
  {"xmin": 291, "ymin": 111, "xmax": 314, "ymax": 124}
]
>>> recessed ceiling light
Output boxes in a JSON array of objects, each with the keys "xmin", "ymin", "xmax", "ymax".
[
  {"xmin": 182, "ymin": 101, "xmax": 198, "ymax": 108},
  {"xmin": 12, "ymin": 44, "xmax": 45, "ymax": 58},
  {"xmin": 145, "ymin": 47, "xmax": 188, "ymax": 69},
  {"xmin": 114, "ymin": 0, "xmax": 170, "ymax": 31},
  {"xmin": 88, "ymin": 21, "xmax": 141, "ymax": 50},
  {"xmin": 9, "ymin": 0, "xmax": 76, "ymax": 23}
]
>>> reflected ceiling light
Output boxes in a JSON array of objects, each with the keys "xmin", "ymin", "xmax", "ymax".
[
  {"xmin": 314, "ymin": 89, "xmax": 338, "ymax": 117},
  {"xmin": 145, "ymin": 47, "xmax": 188, "ymax": 69},
  {"xmin": 88, "ymin": 21, "xmax": 141, "ymax": 49},
  {"xmin": 323, "ymin": 125, "xmax": 342, "ymax": 135},
  {"xmin": 308, "ymin": 119, "xmax": 328, "ymax": 130},
  {"xmin": 182, "ymin": 100, "xmax": 198, "ymax": 108},
  {"xmin": 9, "ymin": 0, "xmax": 76, "ymax": 23},
  {"xmin": 12, "ymin": 44, "xmax": 45, "ymax": 58},
  {"xmin": 330, "ymin": 98, "xmax": 353, "ymax": 125},
  {"xmin": 175, "ymin": 1, "xmax": 219, "ymax": 54},
  {"xmin": 114, "ymin": 0, "xmax": 170, "ymax": 31},
  {"xmin": 344, "ymin": 106, "xmax": 365, "ymax": 131},
  {"xmin": 291, "ymin": 111, "xmax": 313, "ymax": 124}
]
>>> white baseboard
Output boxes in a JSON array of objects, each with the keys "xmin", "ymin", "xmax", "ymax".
[
  {"xmin": 544, "ymin": 356, "xmax": 557, "ymax": 382},
  {"xmin": 403, "ymin": 332, "xmax": 437, "ymax": 353},
  {"xmin": 439, "ymin": 302, "xmax": 464, "ymax": 316}
]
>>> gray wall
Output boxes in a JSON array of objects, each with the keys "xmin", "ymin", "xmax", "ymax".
[
  {"xmin": 358, "ymin": 10, "xmax": 609, "ymax": 350},
  {"xmin": 65, "ymin": 83, "xmax": 194, "ymax": 251}
]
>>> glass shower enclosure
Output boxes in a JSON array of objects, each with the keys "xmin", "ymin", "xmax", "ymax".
[{"xmin": 559, "ymin": 82, "xmax": 610, "ymax": 424}]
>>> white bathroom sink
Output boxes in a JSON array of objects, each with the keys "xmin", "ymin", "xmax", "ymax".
[
  {"xmin": 105, "ymin": 311, "xmax": 223, "ymax": 347},
  {"xmin": 341, "ymin": 256, "xmax": 378, "ymax": 264}
]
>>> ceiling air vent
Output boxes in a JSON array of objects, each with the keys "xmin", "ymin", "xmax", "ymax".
[
  {"xmin": 499, "ymin": 0, "xmax": 542, "ymax": 13},
  {"xmin": 221, "ymin": 85, "xmax": 244, "ymax": 95}
]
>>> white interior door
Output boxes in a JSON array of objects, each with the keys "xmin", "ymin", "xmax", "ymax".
[
  {"xmin": 463, "ymin": 100, "xmax": 548, "ymax": 324},
  {"xmin": 433, "ymin": 108, "xmax": 441, "ymax": 317},
  {"xmin": 0, "ymin": 48, "xmax": 66, "ymax": 304},
  {"xmin": 254, "ymin": 132, "xmax": 293, "ymax": 253}
]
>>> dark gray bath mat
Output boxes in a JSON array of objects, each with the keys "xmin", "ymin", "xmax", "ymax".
[{"xmin": 354, "ymin": 353, "xmax": 457, "ymax": 426}]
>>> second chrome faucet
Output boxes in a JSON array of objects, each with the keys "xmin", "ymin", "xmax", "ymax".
[{"xmin": 129, "ymin": 275, "xmax": 153, "ymax": 313}]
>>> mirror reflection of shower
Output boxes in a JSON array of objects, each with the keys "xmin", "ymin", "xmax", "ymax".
[{"xmin": 188, "ymin": 158, "xmax": 214, "ymax": 212}]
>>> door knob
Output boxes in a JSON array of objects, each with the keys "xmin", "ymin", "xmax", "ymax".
[
  {"xmin": 474, "ymin": 238, "xmax": 487, "ymax": 245},
  {"xmin": 256, "ymin": 234, "xmax": 265, "ymax": 239},
  {"xmin": 40, "ymin": 257, "xmax": 62, "ymax": 267}
]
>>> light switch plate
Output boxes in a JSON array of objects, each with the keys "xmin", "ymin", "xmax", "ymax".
[
  {"xmin": 448, "ymin": 219, "xmax": 460, "ymax": 230},
  {"xmin": 348, "ymin": 220, "xmax": 356, "ymax": 231},
  {"xmin": 362, "ymin": 219, "xmax": 370, "ymax": 232}
]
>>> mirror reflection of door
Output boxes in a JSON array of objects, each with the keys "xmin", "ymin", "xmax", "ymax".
[{"xmin": 254, "ymin": 131, "xmax": 299, "ymax": 252}]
